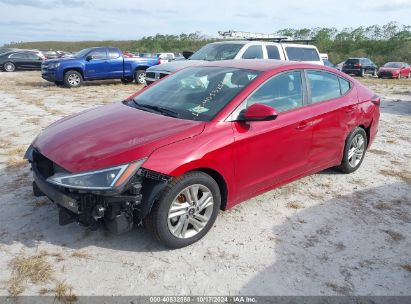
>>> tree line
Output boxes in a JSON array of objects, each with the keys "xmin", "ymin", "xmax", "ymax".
[{"xmin": 4, "ymin": 22, "xmax": 410, "ymax": 65}]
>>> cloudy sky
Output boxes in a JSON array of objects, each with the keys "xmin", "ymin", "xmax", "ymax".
[{"xmin": 0, "ymin": 0, "xmax": 410, "ymax": 45}]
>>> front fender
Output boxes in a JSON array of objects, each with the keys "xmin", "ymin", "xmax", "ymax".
[{"xmin": 142, "ymin": 122, "xmax": 236, "ymax": 206}]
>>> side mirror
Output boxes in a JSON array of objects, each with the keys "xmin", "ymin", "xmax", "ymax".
[
  {"xmin": 86, "ymin": 55, "xmax": 93, "ymax": 61},
  {"xmin": 238, "ymin": 103, "xmax": 278, "ymax": 122},
  {"xmin": 182, "ymin": 51, "xmax": 193, "ymax": 59}
]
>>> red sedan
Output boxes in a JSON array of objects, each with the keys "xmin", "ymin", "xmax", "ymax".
[
  {"xmin": 378, "ymin": 62, "xmax": 411, "ymax": 79},
  {"xmin": 25, "ymin": 60, "xmax": 380, "ymax": 248}
]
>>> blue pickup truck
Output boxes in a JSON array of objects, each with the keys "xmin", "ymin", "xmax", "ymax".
[{"xmin": 41, "ymin": 47, "xmax": 160, "ymax": 88}]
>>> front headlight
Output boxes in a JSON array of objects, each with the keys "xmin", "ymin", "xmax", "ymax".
[
  {"xmin": 46, "ymin": 158, "xmax": 146, "ymax": 190},
  {"xmin": 48, "ymin": 62, "xmax": 60, "ymax": 69}
]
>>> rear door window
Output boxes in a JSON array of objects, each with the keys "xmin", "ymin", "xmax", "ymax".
[
  {"xmin": 339, "ymin": 77, "xmax": 351, "ymax": 95},
  {"xmin": 242, "ymin": 45, "xmax": 264, "ymax": 59},
  {"xmin": 285, "ymin": 47, "xmax": 320, "ymax": 61},
  {"xmin": 266, "ymin": 45, "xmax": 281, "ymax": 59},
  {"xmin": 108, "ymin": 48, "xmax": 121, "ymax": 59},
  {"xmin": 307, "ymin": 70, "xmax": 341, "ymax": 103}
]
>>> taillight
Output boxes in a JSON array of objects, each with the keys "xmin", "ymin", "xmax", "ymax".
[
  {"xmin": 371, "ymin": 95, "xmax": 380, "ymax": 106},
  {"xmin": 157, "ymin": 57, "xmax": 161, "ymax": 65},
  {"xmin": 354, "ymin": 63, "xmax": 362, "ymax": 68}
]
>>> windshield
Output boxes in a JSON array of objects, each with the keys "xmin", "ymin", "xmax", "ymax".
[
  {"xmin": 189, "ymin": 43, "xmax": 245, "ymax": 61},
  {"xmin": 131, "ymin": 66, "xmax": 260, "ymax": 121},
  {"xmin": 383, "ymin": 62, "xmax": 402, "ymax": 68},
  {"xmin": 73, "ymin": 48, "xmax": 93, "ymax": 58}
]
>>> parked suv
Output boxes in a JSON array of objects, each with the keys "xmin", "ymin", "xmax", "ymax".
[
  {"xmin": 145, "ymin": 41, "xmax": 323, "ymax": 85},
  {"xmin": 342, "ymin": 58, "xmax": 378, "ymax": 77}
]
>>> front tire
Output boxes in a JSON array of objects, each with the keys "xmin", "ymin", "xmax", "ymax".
[
  {"xmin": 145, "ymin": 172, "xmax": 221, "ymax": 248},
  {"xmin": 64, "ymin": 70, "xmax": 83, "ymax": 88},
  {"xmin": 337, "ymin": 127, "xmax": 368, "ymax": 173},
  {"xmin": 3, "ymin": 62, "xmax": 15, "ymax": 72},
  {"xmin": 134, "ymin": 69, "xmax": 146, "ymax": 85}
]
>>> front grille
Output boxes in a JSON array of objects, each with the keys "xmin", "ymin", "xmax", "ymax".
[
  {"xmin": 145, "ymin": 72, "xmax": 155, "ymax": 79},
  {"xmin": 378, "ymin": 72, "xmax": 392, "ymax": 77}
]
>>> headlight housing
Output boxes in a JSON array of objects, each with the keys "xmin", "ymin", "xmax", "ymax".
[
  {"xmin": 46, "ymin": 158, "xmax": 146, "ymax": 190},
  {"xmin": 48, "ymin": 62, "xmax": 60, "ymax": 69}
]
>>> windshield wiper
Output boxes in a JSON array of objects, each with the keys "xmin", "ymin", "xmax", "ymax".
[{"xmin": 133, "ymin": 101, "xmax": 180, "ymax": 118}]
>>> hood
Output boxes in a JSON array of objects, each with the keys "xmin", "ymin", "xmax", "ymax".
[
  {"xmin": 34, "ymin": 102, "xmax": 205, "ymax": 173},
  {"xmin": 44, "ymin": 57, "xmax": 78, "ymax": 64},
  {"xmin": 147, "ymin": 60, "xmax": 207, "ymax": 73}
]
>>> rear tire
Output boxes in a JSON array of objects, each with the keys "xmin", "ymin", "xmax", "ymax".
[
  {"xmin": 359, "ymin": 69, "xmax": 365, "ymax": 77},
  {"xmin": 372, "ymin": 69, "xmax": 377, "ymax": 77},
  {"xmin": 4, "ymin": 62, "xmax": 15, "ymax": 72},
  {"xmin": 145, "ymin": 172, "xmax": 221, "ymax": 248},
  {"xmin": 134, "ymin": 69, "xmax": 146, "ymax": 85},
  {"xmin": 64, "ymin": 70, "xmax": 83, "ymax": 88},
  {"xmin": 337, "ymin": 127, "xmax": 368, "ymax": 174}
]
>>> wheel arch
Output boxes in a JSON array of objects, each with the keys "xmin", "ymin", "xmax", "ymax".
[
  {"xmin": 188, "ymin": 167, "xmax": 228, "ymax": 211},
  {"xmin": 63, "ymin": 67, "xmax": 84, "ymax": 78}
]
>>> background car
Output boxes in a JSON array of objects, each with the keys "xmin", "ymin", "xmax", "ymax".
[
  {"xmin": 378, "ymin": 62, "xmax": 411, "ymax": 79},
  {"xmin": 27, "ymin": 60, "xmax": 380, "ymax": 248},
  {"xmin": 0, "ymin": 51, "xmax": 44, "ymax": 72},
  {"xmin": 342, "ymin": 58, "xmax": 378, "ymax": 77}
]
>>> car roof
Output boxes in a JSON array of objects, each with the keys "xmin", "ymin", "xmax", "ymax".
[
  {"xmin": 194, "ymin": 59, "xmax": 324, "ymax": 72},
  {"xmin": 210, "ymin": 41, "xmax": 318, "ymax": 48}
]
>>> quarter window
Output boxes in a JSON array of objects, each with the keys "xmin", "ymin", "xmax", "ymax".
[
  {"xmin": 266, "ymin": 45, "xmax": 281, "ymax": 59},
  {"xmin": 246, "ymin": 71, "xmax": 303, "ymax": 113},
  {"xmin": 339, "ymin": 77, "xmax": 351, "ymax": 95},
  {"xmin": 307, "ymin": 70, "xmax": 342, "ymax": 103},
  {"xmin": 242, "ymin": 45, "xmax": 264, "ymax": 59},
  {"xmin": 285, "ymin": 47, "xmax": 320, "ymax": 61}
]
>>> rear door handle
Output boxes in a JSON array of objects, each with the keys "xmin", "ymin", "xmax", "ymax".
[
  {"xmin": 345, "ymin": 105, "xmax": 356, "ymax": 113},
  {"xmin": 296, "ymin": 121, "xmax": 308, "ymax": 130}
]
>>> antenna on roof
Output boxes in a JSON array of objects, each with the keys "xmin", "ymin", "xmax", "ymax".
[{"xmin": 218, "ymin": 30, "xmax": 291, "ymax": 42}]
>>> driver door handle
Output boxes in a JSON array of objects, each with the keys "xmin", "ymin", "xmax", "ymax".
[{"xmin": 296, "ymin": 121, "xmax": 308, "ymax": 130}]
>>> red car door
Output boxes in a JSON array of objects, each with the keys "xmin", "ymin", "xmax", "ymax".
[
  {"xmin": 231, "ymin": 70, "xmax": 313, "ymax": 202},
  {"xmin": 305, "ymin": 70, "xmax": 358, "ymax": 169}
]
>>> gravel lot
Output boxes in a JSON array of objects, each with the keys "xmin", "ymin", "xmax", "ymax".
[{"xmin": 0, "ymin": 71, "xmax": 410, "ymax": 297}]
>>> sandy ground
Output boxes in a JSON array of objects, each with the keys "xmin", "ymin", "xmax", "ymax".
[{"xmin": 0, "ymin": 71, "xmax": 410, "ymax": 297}]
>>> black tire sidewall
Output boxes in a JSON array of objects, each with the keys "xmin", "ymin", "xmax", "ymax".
[
  {"xmin": 149, "ymin": 172, "xmax": 221, "ymax": 248},
  {"xmin": 64, "ymin": 70, "xmax": 82, "ymax": 88},
  {"xmin": 339, "ymin": 127, "xmax": 368, "ymax": 173}
]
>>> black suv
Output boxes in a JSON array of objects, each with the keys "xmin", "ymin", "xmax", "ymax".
[{"xmin": 342, "ymin": 58, "xmax": 378, "ymax": 77}]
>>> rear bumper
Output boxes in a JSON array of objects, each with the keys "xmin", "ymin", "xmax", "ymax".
[{"xmin": 342, "ymin": 68, "xmax": 361, "ymax": 74}]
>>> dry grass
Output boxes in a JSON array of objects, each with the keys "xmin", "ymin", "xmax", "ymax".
[
  {"xmin": 7, "ymin": 252, "xmax": 54, "ymax": 296},
  {"xmin": 287, "ymin": 201, "xmax": 305, "ymax": 209},
  {"xmin": 368, "ymin": 149, "xmax": 389, "ymax": 156},
  {"xmin": 380, "ymin": 168, "xmax": 411, "ymax": 184},
  {"xmin": 401, "ymin": 264, "xmax": 411, "ymax": 272},
  {"xmin": 5, "ymin": 158, "xmax": 27, "ymax": 169},
  {"xmin": 71, "ymin": 251, "xmax": 91, "ymax": 259},
  {"xmin": 383, "ymin": 230, "xmax": 405, "ymax": 242},
  {"xmin": 374, "ymin": 202, "xmax": 392, "ymax": 210},
  {"xmin": 325, "ymin": 282, "xmax": 352, "ymax": 295},
  {"xmin": 40, "ymin": 281, "xmax": 77, "ymax": 302}
]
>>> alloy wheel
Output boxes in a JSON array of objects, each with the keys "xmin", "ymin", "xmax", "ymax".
[
  {"xmin": 167, "ymin": 184, "xmax": 214, "ymax": 239},
  {"xmin": 348, "ymin": 134, "xmax": 365, "ymax": 167},
  {"xmin": 68, "ymin": 73, "xmax": 81, "ymax": 86},
  {"xmin": 4, "ymin": 63, "xmax": 15, "ymax": 72}
]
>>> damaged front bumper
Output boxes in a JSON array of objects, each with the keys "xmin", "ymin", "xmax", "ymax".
[{"xmin": 26, "ymin": 146, "xmax": 170, "ymax": 234}]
